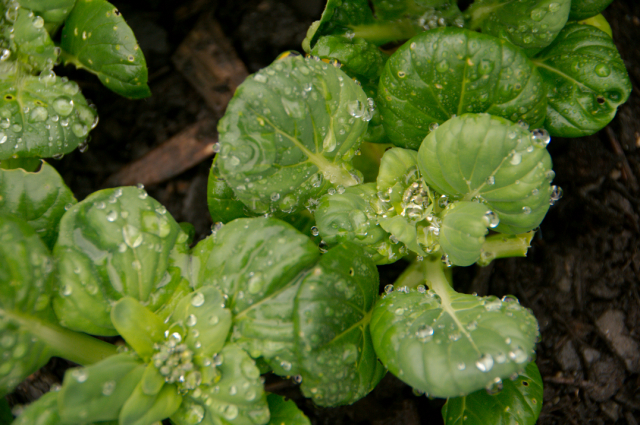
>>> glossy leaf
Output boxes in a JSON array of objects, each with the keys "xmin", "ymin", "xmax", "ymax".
[
  {"xmin": 266, "ymin": 394, "xmax": 310, "ymax": 425},
  {"xmin": 12, "ymin": 391, "xmax": 118, "ymax": 425},
  {"xmin": 192, "ymin": 218, "xmax": 318, "ymax": 376},
  {"xmin": 442, "ymin": 361, "xmax": 543, "ymax": 425},
  {"xmin": 111, "ymin": 297, "xmax": 167, "ymax": 360},
  {"xmin": 295, "ymin": 243, "xmax": 386, "ymax": 406},
  {"xmin": 418, "ymin": 114, "xmax": 554, "ymax": 234},
  {"xmin": 311, "ymin": 35, "xmax": 388, "ymax": 80},
  {"xmin": 17, "ymin": 0, "xmax": 77, "ymax": 34},
  {"xmin": 378, "ymin": 28, "xmax": 547, "ymax": 149},
  {"xmin": 371, "ymin": 277, "xmax": 539, "ymax": 398},
  {"xmin": 0, "ymin": 161, "xmax": 75, "ymax": 248},
  {"xmin": 207, "ymin": 158, "xmax": 255, "ymax": 223},
  {"xmin": 439, "ymin": 202, "xmax": 492, "ymax": 267},
  {"xmin": 0, "ymin": 65, "xmax": 97, "ymax": 160},
  {"xmin": 216, "ymin": 56, "xmax": 368, "ymax": 215},
  {"xmin": 1, "ymin": 5, "xmax": 57, "ymax": 73},
  {"xmin": 569, "ymin": 0, "xmax": 614, "ymax": 20},
  {"xmin": 465, "ymin": 0, "xmax": 570, "ymax": 53},
  {"xmin": 532, "ymin": 23, "xmax": 632, "ymax": 137},
  {"xmin": 119, "ymin": 379, "xmax": 182, "ymax": 425},
  {"xmin": 60, "ymin": 0, "xmax": 150, "ymax": 98},
  {"xmin": 578, "ymin": 14, "xmax": 612, "ymax": 38},
  {"xmin": 0, "ymin": 214, "xmax": 54, "ymax": 397},
  {"xmin": 53, "ymin": 186, "xmax": 190, "ymax": 336}
]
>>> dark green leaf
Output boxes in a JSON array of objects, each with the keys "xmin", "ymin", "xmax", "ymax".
[
  {"xmin": 0, "ymin": 396, "xmax": 11, "ymax": 424},
  {"xmin": 60, "ymin": 0, "xmax": 150, "ymax": 98},
  {"xmin": 442, "ymin": 361, "xmax": 543, "ymax": 425},
  {"xmin": 216, "ymin": 56, "xmax": 369, "ymax": 215},
  {"xmin": 532, "ymin": 23, "xmax": 632, "ymax": 137},
  {"xmin": 53, "ymin": 187, "xmax": 190, "ymax": 336},
  {"xmin": 0, "ymin": 161, "xmax": 75, "ymax": 248},
  {"xmin": 311, "ymin": 36, "xmax": 388, "ymax": 80},
  {"xmin": 418, "ymin": 114, "xmax": 554, "ymax": 234},
  {"xmin": 266, "ymin": 394, "xmax": 310, "ymax": 425},
  {"xmin": 207, "ymin": 158, "xmax": 256, "ymax": 223},
  {"xmin": 0, "ymin": 65, "xmax": 97, "ymax": 160},
  {"xmin": 465, "ymin": 0, "xmax": 570, "ymax": 54},
  {"xmin": 16, "ymin": 0, "xmax": 76, "ymax": 34},
  {"xmin": 569, "ymin": 0, "xmax": 614, "ymax": 20},
  {"xmin": 378, "ymin": 28, "xmax": 547, "ymax": 149},
  {"xmin": 295, "ymin": 243, "xmax": 385, "ymax": 406}
]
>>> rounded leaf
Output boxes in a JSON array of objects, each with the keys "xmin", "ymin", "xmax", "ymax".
[
  {"xmin": 311, "ymin": 35, "xmax": 388, "ymax": 80},
  {"xmin": 2, "ymin": 5, "xmax": 57, "ymax": 72},
  {"xmin": 532, "ymin": 23, "xmax": 632, "ymax": 137},
  {"xmin": 207, "ymin": 158, "xmax": 255, "ymax": 223},
  {"xmin": 53, "ymin": 186, "xmax": 190, "ymax": 336},
  {"xmin": 371, "ymin": 287, "xmax": 539, "ymax": 398},
  {"xmin": 378, "ymin": 28, "xmax": 547, "ymax": 149},
  {"xmin": 418, "ymin": 114, "xmax": 554, "ymax": 234},
  {"xmin": 439, "ymin": 202, "xmax": 492, "ymax": 267},
  {"xmin": 216, "ymin": 56, "xmax": 369, "ymax": 215},
  {"xmin": 569, "ymin": 0, "xmax": 614, "ymax": 20},
  {"xmin": 18, "ymin": 0, "xmax": 77, "ymax": 34},
  {"xmin": 266, "ymin": 394, "xmax": 311, "ymax": 425}
]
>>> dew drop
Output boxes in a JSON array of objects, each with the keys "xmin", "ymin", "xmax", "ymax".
[
  {"xmin": 486, "ymin": 377, "xmax": 503, "ymax": 395},
  {"xmin": 186, "ymin": 314, "xmax": 198, "ymax": 327},
  {"xmin": 475, "ymin": 354, "xmax": 494, "ymax": 372},
  {"xmin": 191, "ymin": 292, "xmax": 205, "ymax": 307},
  {"xmin": 482, "ymin": 211, "xmax": 500, "ymax": 228},
  {"xmin": 522, "ymin": 206, "xmax": 532, "ymax": 214},
  {"xmin": 416, "ymin": 324, "xmax": 434, "ymax": 339},
  {"xmin": 102, "ymin": 380, "xmax": 116, "ymax": 396},
  {"xmin": 531, "ymin": 128, "xmax": 550, "ymax": 148},
  {"xmin": 71, "ymin": 368, "xmax": 88, "ymax": 383}
]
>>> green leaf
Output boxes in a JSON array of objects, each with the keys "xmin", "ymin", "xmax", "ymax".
[
  {"xmin": 266, "ymin": 394, "xmax": 310, "ymax": 425},
  {"xmin": 465, "ymin": 0, "xmax": 570, "ymax": 54},
  {"xmin": 370, "ymin": 268, "xmax": 539, "ymax": 398},
  {"xmin": 1, "ymin": 5, "xmax": 57, "ymax": 73},
  {"xmin": 0, "ymin": 396, "xmax": 11, "ymax": 424},
  {"xmin": 119, "ymin": 380, "xmax": 181, "ymax": 425},
  {"xmin": 53, "ymin": 187, "xmax": 190, "ymax": 336},
  {"xmin": 111, "ymin": 297, "xmax": 167, "ymax": 360},
  {"xmin": 207, "ymin": 158, "xmax": 256, "ymax": 223},
  {"xmin": 578, "ymin": 14, "xmax": 612, "ymax": 38},
  {"xmin": 418, "ymin": 114, "xmax": 554, "ymax": 234},
  {"xmin": 59, "ymin": 0, "xmax": 150, "ymax": 98},
  {"xmin": 0, "ymin": 161, "xmax": 75, "ymax": 249},
  {"xmin": 311, "ymin": 36, "xmax": 388, "ymax": 80},
  {"xmin": 569, "ymin": 0, "xmax": 614, "ymax": 20},
  {"xmin": 11, "ymin": 392, "xmax": 58, "ymax": 425},
  {"xmin": 170, "ymin": 344, "xmax": 269, "ymax": 425},
  {"xmin": 0, "ymin": 214, "xmax": 54, "ymax": 397},
  {"xmin": 439, "ymin": 202, "xmax": 492, "ymax": 267},
  {"xmin": 58, "ymin": 353, "xmax": 146, "ymax": 424},
  {"xmin": 442, "ymin": 361, "xmax": 543, "ymax": 425},
  {"xmin": 532, "ymin": 23, "xmax": 632, "ymax": 137},
  {"xmin": 294, "ymin": 242, "xmax": 385, "ymax": 406},
  {"xmin": 216, "ymin": 56, "xmax": 369, "ymax": 215},
  {"xmin": 378, "ymin": 28, "xmax": 547, "ymax": 149},
  {"xmin": 192, "ymin": 218, "xmax": 319, "ymax": 376},
  {"xmin": 16, "ymin": 0, "xmax": 77, "ymax": 34},
  {"xmin": 0, "ymin": 65, "xmax": 98, "ymax": 160}
]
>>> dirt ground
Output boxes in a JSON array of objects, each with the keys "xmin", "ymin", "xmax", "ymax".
[{"xmin": 7, "ymin": 0, "xmax": 640, "ymax": 424}]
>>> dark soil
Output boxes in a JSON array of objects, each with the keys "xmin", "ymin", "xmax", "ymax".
[{"xmin": 7, "ymin": 0, "xmax": 640, "ymax": 424}]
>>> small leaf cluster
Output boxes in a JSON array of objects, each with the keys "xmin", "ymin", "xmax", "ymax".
[{"xmin": 0, "ymin": 0, "xmax": 150, "ymax": 161}]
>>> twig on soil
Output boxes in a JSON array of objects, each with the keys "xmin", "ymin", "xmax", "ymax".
[{"xmin": 606, "ymin": 127, "xmax": 639, "ymax": 191}]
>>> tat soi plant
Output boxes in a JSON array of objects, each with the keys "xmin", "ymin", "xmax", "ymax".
[
  {"xmin": 0, "ymin": 0, "xmax": 149, "ymax": 162},
  {"xmin": 0, "ymin": 0, "xmax": 630, "ymax": 425}
]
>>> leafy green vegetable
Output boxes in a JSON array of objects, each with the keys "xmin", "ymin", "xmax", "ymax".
[
  {"xmin": 418, "ymin": 114, "xmax": 553, "ymax": 234},
  {"xmin": 0, "ymin": 64, "xmax": 97, "ymax": 160},
  {"xmin": 0, "ymin": 161, "xmax": 75, "ymax": 248},
  {"xmin": 442, "ymin": 361, "xmax": 543, "ymax": 425},
  {"xmin": 0, "ymin": 396, "xmax": 11, "ymax": 424},
  {"xmin": 18, "ymin": 0, "xmax": 77, "ymax": 34},
  {"xmin": 310, "ymin": 36, "xmax": 388, "ymax": 81},
  {"xmin": 532, "ymin": 23, "xmax": 631, "ymax": 137},
  {"xmin": 569, "ymin": 0, "xmax": 614, "ymax": 20},
  {"xmin": 53, "ymin": 186, "xmax": 191, "ymax": 336},
  {"xmin": 59, "ymin": 0, "xmax": 150, "ymax": 98},
  {"xmin": 207, "ymin": 158, "xmax": 255, "ymax": 223},
  {"xmin": 439, "ymin": 201, "xmax": 493, "ymax": 267},
  {"xmin": 370, "ymin": 257, "xmax": 539, "ymax": 398},
  {"xmin": 266, "ymin": 394, "xmax": 310, "ymax": 425},
  {"xmin": 465, "ymin": 0, "xmax": 571, "ymax": 54},
  {"xmin": 217, "ymin": 56, "xmax": 369, "ymax": 215},
  {"xmin": 12, "ymin": 391, "xmax": 119, "ymax": 425},
  {"xmin": 378, "ymin": 28, "xmax": 547, "ymax": 149},
  {"xmin": 294, "ymin": 243, "xmax": 385, "ymax": 406}
]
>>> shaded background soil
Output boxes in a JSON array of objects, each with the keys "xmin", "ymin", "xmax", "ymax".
[{"xmin": 7, "ymin": 0, "xmax": 640, "ymax": 424}]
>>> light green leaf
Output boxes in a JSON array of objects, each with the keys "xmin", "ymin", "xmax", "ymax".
[
  {"xmin": 111, "ymin": 297, "xmax": 167, "ymax": 360},
  {"xmin": 59, "ymin": 0, "xmax": 150, "ymax": 98},
  {"xmin": 16, "ymin": 0, "xmax": 76, "ymax": 34},
  {"xmin": 418, "ymin": 114, "xmax": 554, "ymax": 234},
  {"xmin": 12, "ymin": 391, "xmax": 117, "ymax": 425},
  {"xmin": 266, "ymin": 394, "xmax": 310, "ymax": 425},
  {"xmin": 439, "ymin": 202, "xmax": 492, "ymax": 267},
  {"xmin": 442, "ymin": 361, "xmax": 543, "ymax": 425},
  {"xmin": 216, "ymin": 56, "xmax": 368, "ymax": 215},
  {"xmin": 378, "ymin": 28, "xmax": 547, "ymax": 149},
  {"xmin": 0, "ymin": 161, "xmax": 75, "ymax": 249},
  {"xmin": 119, "ymin": 380, "xmax": 181, "ymax": 425},
  {"xmin": 569, "ymin": 0, "xmax": 614, "ymax": 20},
  {"xmin": 0, "ymin": 65, "xmax": 97, "ymax": 160},
  {"xmin": 53, "ymin": 187, "xmax": 190, "ymax": 336},
  {"xmin": 532, "ymin": 23, "xmax": 632, "ymax": 137},
  {"xmin": 295, "ymin": 242, "xmax": 385, "ymax": 406}
]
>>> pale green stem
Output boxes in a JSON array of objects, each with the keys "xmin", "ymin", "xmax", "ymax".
[
  {"xmin": 350, "ymin": 21, "xmax": 417, "ymax": 45},
  {"xmin": 478, "ymin": 232, "xmax": 534, "ymax": 266},
  {"xmin": 394, "ymin": 255, "xmax": 454, "ymax": 290}
]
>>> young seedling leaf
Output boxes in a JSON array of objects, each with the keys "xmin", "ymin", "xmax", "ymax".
[
  {"xmin": 569, "ymin": 0, "xmax": 614, "ymax": 20},
  {"xmin": 266, "ymin": 393, "xmax": 311, "ymax": 425},
  {"xmin": 53, "ymin": 186, "xmax": 191, "ymax": 336},
  {"xmin": 216, "ymin": 56, "xmax": 369, "ymax": 215},
  {"xmin": 0, "ymin": 65, "xmax": 97, "ymax": 160},
  {"xmin": 59, "ymin": 0, "xmax": 150, "ymax": 99},
  {"xmin": 0, "ymin": 214, "xmax": 55, "ymax": 397},
  {"xmin": 16, "ymin": 0, "xmax": 77, "ymax": 34},
  {"xmin": 439, "ymin": 202, "xmax": 493, "ymax": 267},
  {"xmin": 418, "ymin": 114, "xmax": 554, "ymax": 234},
  {"xmin": 378, "ymin": 28, "xmax": 547, "ymax": 149},
  {"xmin": 442, "ymin": 361, "xmax": 543, "ymax": 425},
  {"xmin": 465, "ymin": 0, "xmax": 570, "ymax": 54},
  {"xmin": 311, "ymin": 36, "xmax": 388, "ymax": 81},
  {"xmin": 294, "ymin": 242, "xmax": 386, "ymax": 406},
  {"xmin": 12, "ymin": 391, "xmax": 117, "ymax": 425},
  {"xmin": 119, "ymin": 379, "xmax": 182, "ymax": 425},
  {"xmin": 192, "ymin": 218, "xmax": 319, "ymax": 376},
  {"xmin": 207, "ymin": 158, "xmax": 257, "ymax": 223},
  {"xmin": 0, "ymin": 161, "xmax": 75, "ymax": 249},
  {"xmin": 371, "ymin": 280, "xmax": 539, "ymax": 397},
  {"xmin": 532, "ymin": 23, "xmax": 632, "ymax": 137}
]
